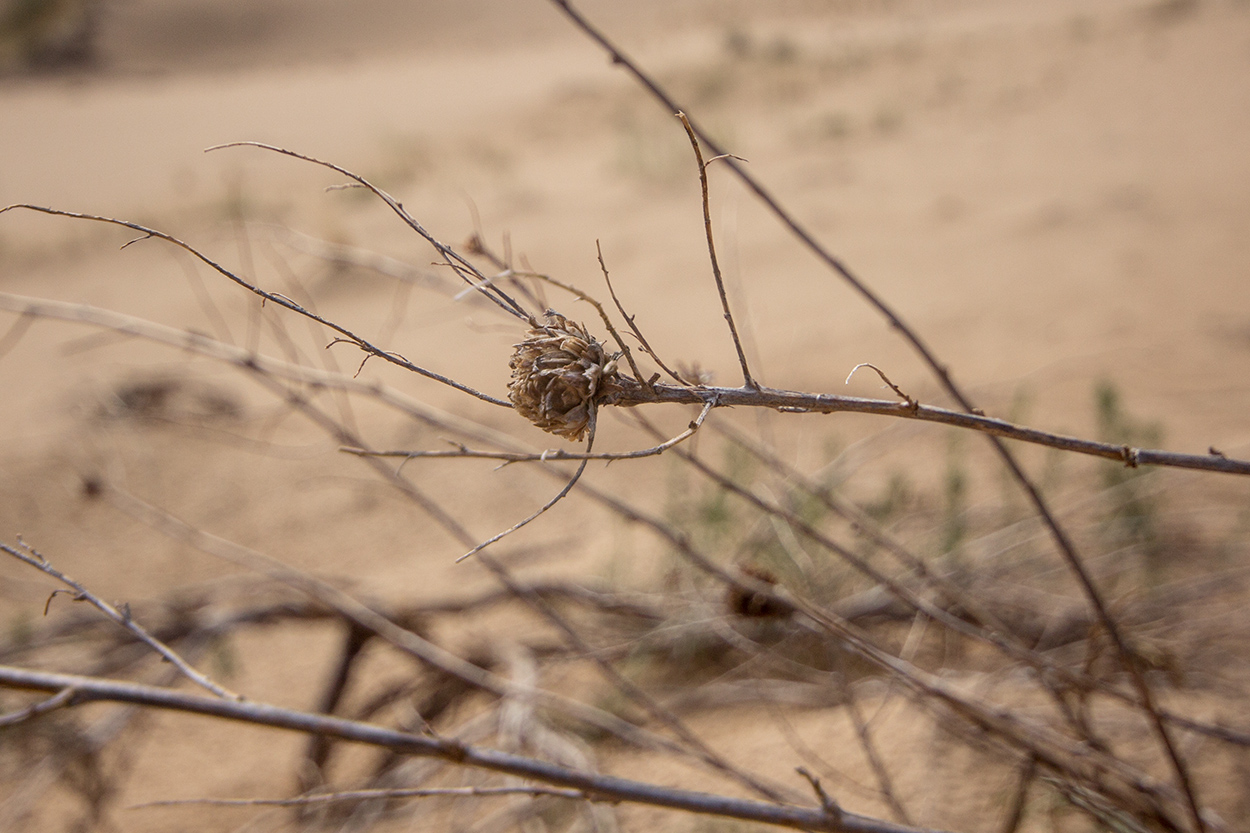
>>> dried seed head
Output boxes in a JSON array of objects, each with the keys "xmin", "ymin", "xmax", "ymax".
[
  {"xmin": 725, "ymin": 565, "xmax": 792, "ymax": 619},
  {"xmin": 508, "ymin": 311, "xmax": 622, "ymax": 441}
]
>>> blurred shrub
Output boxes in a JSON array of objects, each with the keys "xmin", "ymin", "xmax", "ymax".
[{"xmin": 0, "ymin": 0, "xmax": 100, "ymax": 73}]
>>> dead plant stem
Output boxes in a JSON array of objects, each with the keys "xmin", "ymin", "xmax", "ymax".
[
  {"xmin": 676, "ymin": 111, "xmax": 756, "ymax": 390},
  {"xmin": 542, "ymin": 4, "xmax": 1208, "ymax": 826},
  {"xmin": 0, "ymin": 665, "xmax": 941, "ymax": 833}
]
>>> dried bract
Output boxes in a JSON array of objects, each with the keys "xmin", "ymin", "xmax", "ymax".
[{"xmin": 509, "ymin": 311, "xmax": 621, "ymax": 441}]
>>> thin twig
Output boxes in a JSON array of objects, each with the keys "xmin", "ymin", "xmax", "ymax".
[
  {"xmin": 0, "ymin": 205, "xmax": 511, "ymax": 408},
  {"xmin": 203, "ymin": 143, "xmax": 531, "ymax": 322},
  {"xmin": 845, "ymin": 363, "xmax": 917, "ymax": 410},
  {"xmin": 591, "ymin": 242, "xmax": 647, "ymax": 383},
  {"xmin": 133, "ymin": 785, "xmax": 588, "ymax": 809},
  {"xmin": 1, "ymin": 540, "xmax": 240, "ymax": 701},
  {"xmin": 345, "ymin": 399, "xmax": 714, "ymax": 465},
  {"xmin": 455, "ymin": 408, "xmax": 598, "ymax": 562},
  {"xmin": 597, "ymin": 242, "xmax": 687, "ymax": 386},
  {"xmin": 676, "ymin": 111, "xmax": 756, "ymax": 390},
  {"xmin": 0, "ymin": 686, "xmax": 77, "ymax": 729}
]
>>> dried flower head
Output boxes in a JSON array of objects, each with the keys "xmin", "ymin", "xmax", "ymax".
[
  {"xmin": 508, "ymin": 311, "xmax": 622, "ymax": 441},
  {"xmin": 725, "ymin": 565, "xmax": 792, "ymax": 619}
]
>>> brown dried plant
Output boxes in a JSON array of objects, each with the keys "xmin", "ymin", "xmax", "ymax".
[
  {"xmin": 508, "ymin": 311, "xmax": 623, "ymax": 442},
  {"xmin": 1, "ymin": 4, "xmax": 1249, "ymax": 833}
]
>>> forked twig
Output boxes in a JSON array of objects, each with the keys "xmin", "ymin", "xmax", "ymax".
[
  {"xmin": 542, "ymin": 5, "xmax": 1209, "ymax": 827},
  {"xmin": 677, "ymin": 111, "xmax": 757, "ymax": 391},
  {"xmin": 796, "ymin": 767, "xmax": 842, "ymax": 820},
  {"xmin": 0, "ymin": 205, "xmax": 510, "ymax": 409},
  {"xmin": 0, "ymin": 686, "xmax": 77, "ymax": 729},
  {"xmin": 205, "ymin": 142, "xmax": 531, "ymax": 323},
  {"xmin": 1, "ymin": 540, "xmax": 240, "ymax": 701},
  {"xmin": 596, "ymin": 241, "xmax": 689, "ymax": 386},
  {"xmin": 455, "ymin": 409, "xmax": 598, "ymax": 562}
]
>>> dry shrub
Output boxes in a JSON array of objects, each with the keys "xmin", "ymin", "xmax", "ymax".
[{"xmin": 1, "ymin": 4, "xmax": 1249, "ymax": 833}]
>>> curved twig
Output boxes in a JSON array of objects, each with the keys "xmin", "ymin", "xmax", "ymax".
[
  {"xmin": 1, "ymin": 540, "xmax": 239, "ymax": 701},
  {"xmin": 204, "ymin": 142, "xmax": 532, "ymax": 323},
  {"xmin": 676, "ymin": 111, "xmax": 756, "ymax": 390},
  {"xmin": 0, "ymin": 205, "xmax": 511, "ymax": 408},
  {"xmin": 455, "ymin": 407, "xmax": 598, "ymax": 562}
]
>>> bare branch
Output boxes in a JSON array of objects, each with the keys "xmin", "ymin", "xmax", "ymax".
[
  {"xmin": 2, "ymin": 292, "xmax": 1243, "ymax": 480},
  {"xmin": 133, "ymin": 784, "xmax": 589, "ymax": 809},
  {"xmin": 605, "ymin": 381, "xmax": 1250, "ymax": 477},
  {"xmin": 676, "ymin": 111, "xmax": 756, "ymax": 390},
  {"xmin": 1, "ymin": 540, "xmax": 240, "ymax": 700},
  {"xmin": 0, "ymin": 205, "xmax": 511, "ymax": 408},
  {"xmin": 0, "ymin": 664, "xmax": 942, "ymax": 833},
  {"xmin": 203, "ymin": 142, "xmax": 533, "ymax": 322},
  {"xmin": 0, "ymin": 686, "xmax": 77, "ymax": 729},
  {"xmin": 541, "ymin": 6, "xmax": 1209, "ymax": 825},
  {"xmin": 345, "ymin": 398, "xmax": 715, "ymax": 465}
]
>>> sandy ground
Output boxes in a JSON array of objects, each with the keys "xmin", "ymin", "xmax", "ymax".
[{"xmin": 2, "ymin": 0, "xmax": 1249, "ymax": 830}]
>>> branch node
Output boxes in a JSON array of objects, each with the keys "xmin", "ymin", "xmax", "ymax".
[
  {"xmin": 120, "ymin": 233, "xmax": 153, "ymax": 250},
  {"xmin": 1121, "ymin": 445, "xmax": 1141, "ymax": 468},
  {"xmin": 795, "ymin": 767, "xmax": 841, "ymax": 819},
  {"xmin": 846, "ymin": 362, "xmax": 918, "ymax": 412}
]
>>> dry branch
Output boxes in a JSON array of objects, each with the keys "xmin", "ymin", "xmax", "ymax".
[
  {"xmin": 0, "ymin": 13, "xmax": 1243, "ymax": 827},
  {"xmin": 0, "ymin": 665, "xmax": 942, "ymax": 833},
  {"xmin": 0, "ymin": 204, "xmax": 510, "ymax": 408},
  {"xmin": 0, "ymin": 540, "xmax": 239, "ymax": 701},
  {"xmin": 542, "ymin": 4, "xmax": 1213, "ymax": 827},
  {"xmin": 603, "ymin": 382, "xmax": 1250, "ymax": 476}
]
